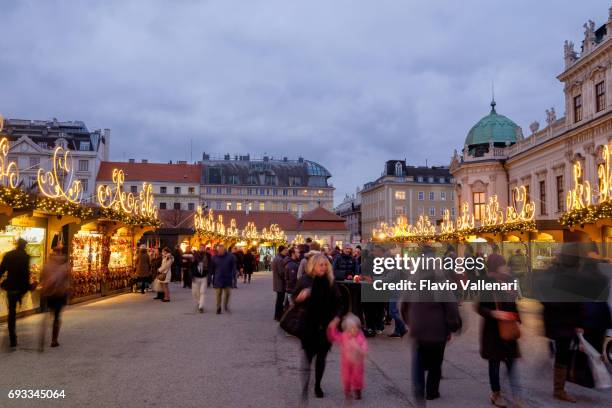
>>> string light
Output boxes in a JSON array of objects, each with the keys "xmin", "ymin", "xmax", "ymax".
[
  {"xmin": 37, "ymin": 146, "xmax": 83, "ymax": 203},
  {"xmin": 0, "ymin": 138, "xmax": 19, "ymax": 188}
]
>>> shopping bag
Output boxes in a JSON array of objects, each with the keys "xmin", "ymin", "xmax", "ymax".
[
  {"xmin": 567, "ymin": 337, "xmax": 595, "ymax": 388},
  {"xmin": 578, "ymin": 333, "xmax": 612, "ymax": 389}
]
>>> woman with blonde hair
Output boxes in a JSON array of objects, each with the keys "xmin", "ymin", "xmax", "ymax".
[{"xmin": 293, "ymin": 253, "xmax": 343, "ymax": 401}]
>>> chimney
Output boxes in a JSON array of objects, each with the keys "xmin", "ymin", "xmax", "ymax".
[
  {"xmin": 128, "ymin": 158, "xmax": 135, "ymax": 163},
  {"xmin": 141, "ymin": 159, "xmax": 148, "ymax": 163},
  {"xmin": 102, "ymin": 128, "xmax": 111, "ymax": 160},
  {"xmin": 224, "ymin": 154, "xmax": 230, "ymax": 160},
  {"xmin": 178, "ymin": 160, "xmax": 187, "ymax": 164}
]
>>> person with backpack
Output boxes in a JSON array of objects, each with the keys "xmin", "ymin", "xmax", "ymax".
[{"xmin": 191, "ymin": 245, "xmax": 211, "ymax": 313}]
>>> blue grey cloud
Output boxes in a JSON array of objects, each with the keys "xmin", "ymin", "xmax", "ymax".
[{"xmin": 0, "ymin": 0, "xmax": 608, "ymax": 202}]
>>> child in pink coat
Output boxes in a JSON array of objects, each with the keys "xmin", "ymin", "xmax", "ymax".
[{"xmin": 327, "ymin": 313, "xmax": 368, "ymax": 399}]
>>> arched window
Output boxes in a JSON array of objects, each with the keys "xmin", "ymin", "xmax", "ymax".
[{"xmin": 394, "ymin": 162, "xmax": 403, "ymax": 176}]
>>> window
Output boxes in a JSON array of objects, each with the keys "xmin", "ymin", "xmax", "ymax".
[
  {"xmin": 539, "ymin": 180, "xmax": 547, "ymax": 215},
  {"xmin": 417, "ymin": 176, "xmax": 423, "ymax": 182},
  {"xmin": 429, "ymin": 207, "xmax": 435, "ymax": 217},
  {"xmin": 273, "ymin": 189, "xmax": 278, "ymax": 196},
  {"xmin": 283, "ymin": 189, "xmax": 288, "ymax": 196},
  {"xmin": 236, "ymin": 202, "xmax": 242, "ymax": 211},
  {"xmin": 265, "ymin": 175, "xmax": 276, "ymax": 185},
  {"xmin": 160, "ymin": 186, "xmax": 167, "ymax": 194},
  {"xmin": 159, "ymin": 202, "xmax": 167, "ymax": 209},
  {"xmin": 247, "ymin": 175, "xmax": 258, "ymax": 185},
  {"xmin": 216, "ymin": 201, "xmax": 222, "ymax": 210},
  {"xmin": 173, "ymin": 203, "xmax": 181, "ymax": 210},
  {"xmin": 29, "ymin": 156, "xmax": 40, "ymax": 168},
  {"xmin": 395, "ymin": 191, "xmax": 405, "ymax": 200},
  {"xmin": 450, "ymin": 207, "xmax": 456, "ymax": 217},
  {"xmin": 439, "ymin": 177, "xmax": 446, "ymax": 183},
  {"xmin": 79, "ymin": 141, "xmax": 90, "ymax": 151},
  {"xmin": 29, "ymin": 176, "xmax": 36, "ymax": 188},
  {"xmin": 130, "ymin": 185, "xmax": 137, "ymax": 193},
  {"xmin": 394, "ymin": 206, "xmax": 404, "ymax": 216},
  {"xmin": 428, "ymin": 177, "xmax": 434, "ymax": 183},
  {"xmin": 556, "ymin": 175, "xmax": 564, "ymax": 212},
  {"xmin": 450, "ymin": 191, "xmax": 455, "ymax": 201},
  {"xmin": 259, "ymin": 202, "xmax": 265, "ymax": 211},
  {"xmin": 473, "ymin": 192, "xmax": 485, "ymax": 221},
  {"xmin": 174, "ymin": 187, "xmax": 181, "ymax": 195},
  {"xmin": 394, "ymin": 162, "xmax": 403, "ymax": 176},
  {"xmin": 289, "ymin": 177, "xmax": 302, "ymax": 186},
  {"xmin": 38, "ymin": 142, "xmax": 48, "ymax": 149},
  {"xmin": 418, "ymin": 191, "xmax": 424, "ymax": 200},
  {"xmin": 188, "ymin": 203, "xmax": 195, "ymax": 211},
  {"xmin": 228, "ymin": 175, "xmax": 240, "ymax": 184},
  {"xmin": 206, "ymin": 187, "xmax": 212, "ymax": 194},
  {"xmin": 188, "ymin": 187, "xmax": 195, "ymax": 194},
  {"xmin": 524, "ymin": 185, "xmax": 530, "ymax": 202},
  {"xmin": 596, "ymin": 81, "xmax": 606, "ymax": 112},
  {"xmin": 78, "ymin": 160, "xmax": 88, "ymax": 171},
  {"xmin": 429, "ymin": 191, "xmax": 435, "ymax": 201},
  {"xmin": 226, "ymin": 202, "xmax": 232, "ymax": 210},
  {"xmin": 292, "ymin": 189, "xmax": 298, "ymax": 196},
  {"xmin": 216, "ymin": 187, "xmax": 222, "ymax": 194},
  {"xmin": 440, "ymin": 192, "xmax": 446, "ymax": 201},
  {"xmin": 573, "ymin": 94, "xmax": 582, "ymax": 123}
]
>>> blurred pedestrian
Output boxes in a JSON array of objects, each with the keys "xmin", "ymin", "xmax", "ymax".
[
  {"xmin": 327, "ymin": 313, "xmax": 368, "ymax": 400},
  {"xmin": 477, "ymin": 269, "xmax": 521, "ymax": 407},
  {"xmin": 191, "ymin": 246, "xmax": 210, "ymax": 313},
  {"xmin": 293, "ymin": 253, "xmax": 342, "ymax": 400},
  {"xmin": 211, "ymin": 244, "xmax": 235, "ymax": 314},
  {"xmin": 272, "ymin": 245, "xmax": 288, "ymax": 321},
  {"xmin": 0, "ymin": 238, "xmax": 32, "ymax": 348},
  {"xmin": 157, "ymin": 247, "xmax": 173, "ymax": 302},
  {"xmin": 283, "ymin": 247, "xmax": 300, "ymax": 307},
  {"xmin": 171, "ymin": 244, "xmax": 182, "ymax": 282},
  {"xmin": 39, "ymin": 242, "xmax": 71, "ymax": 350},
  {"xmin": 134, "ymin": 245, "xmax": 151, "ymax": 294},
  {"xmin": 150, "ymin": 247, "xmax": 163, "ymax": 300},
  {"xmin": 242, "ymin": 248, "xmax": 256, "ymax": 284},
  {"xmin": 401, "ymin": 244, "xmax": 461, "ymax": 403},
  {"xmin": 182, "ymin": 246, "xmax": 193, "ymax": 289}
]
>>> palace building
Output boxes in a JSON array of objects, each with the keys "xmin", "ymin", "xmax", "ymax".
[{"xmin": 450, "ymin": 7, "xmax": 612, "ymax": 259}]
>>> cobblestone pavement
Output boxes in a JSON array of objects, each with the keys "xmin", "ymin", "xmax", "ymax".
[{"xmin": 0, "ymin": 273, "xmax": 610, "ymax": 407}]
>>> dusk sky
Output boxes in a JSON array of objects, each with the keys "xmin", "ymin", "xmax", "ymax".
[{"xmin": 1, "ymin": 0, "xmax": 608, "ymax": 204}]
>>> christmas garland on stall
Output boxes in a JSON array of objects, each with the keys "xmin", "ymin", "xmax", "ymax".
[
  {"xmin": 98, "ymin": 207, "xmax": 161, "ymax": 228},
  {"xmin": 559, "ymin": 200, "xmax": 612, "ymax": 227}
]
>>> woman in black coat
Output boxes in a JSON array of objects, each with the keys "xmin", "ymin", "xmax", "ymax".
[
  {"xmin": 477, "ymin": 273, "xmax": 521, "ymax": 407},
  {"xmin": 293, "ymin": 253, "xmax": 343, "ymax": 401}
]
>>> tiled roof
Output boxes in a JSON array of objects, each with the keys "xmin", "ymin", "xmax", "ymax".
[
  {"xmin": 300, "ymin": 206, "xmax": 345, "ymax": 222},
  {"xmin": 97, "ymin": 161, "xmax": 201, "ymax": 183}
]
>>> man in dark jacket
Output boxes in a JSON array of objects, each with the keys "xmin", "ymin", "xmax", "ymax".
[
  {"xmin": 401, "ymin": 245, "xmax": 461, "ymax": 403},
  {"xmin": 283, "ymin": 247, "xmax": 300, "ymax": 306},
  {"xmin": 0, "ymin": 239, "xmax": 32, "ymax": 348},
  {"xmin": 191, "ymin": 247, "xmax": 211, "ymax": 313},
  {"xmin": 211, "ymin": 244, "xmax": 236, "ymax": 314},
  {"xmin": 272, "ymin": 245, "xmax": 288, "ymax": 321},
  {"xmin": 242, "ymin": 248, "xmax": 256, "ymax": 284},
  {"xmin": 332, "ymin": 245, "xmax": 356, "ymax": 280}
]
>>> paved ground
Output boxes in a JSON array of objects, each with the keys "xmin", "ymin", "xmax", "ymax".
[{"xmin": 0, "ymin": 272, "xmax": 611, "ymax": 408}]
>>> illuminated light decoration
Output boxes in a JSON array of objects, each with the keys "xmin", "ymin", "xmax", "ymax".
[
  {"xmin": 413, "ymin": 214, "xmax": 436, "ymax": 236},
  {"xmin": 0, "ymin": 138, "xmax": 19, "ymax": 188},
  {"xmin": 506, "ymin": 186, "xmax": 535, "ymax": 223},
  {"xmin": 292, "ymin": 234, "xmax": 304, "ymax": 245},
  {"xmin": 481, "ymin": 195, "xmax": 504, "ymax": 227},
  {"xmin": 215, "ymin": 215, "xmax": 226, "ymax": 236},
  {"xmin": 456, "ymin": 202, "xmax": 475, "ymax": 231},
  {"xmin": 96, "ymin": 168, "xmax": 158, "ymax": 223},
  {"xmin": 227, "ymin": 219, "xmax": 239, "ymax": 237},
  {"xmin": 565, "ymin": 161, "xmax": 591, "ymax": 212},
  {"xmin": 242, "ymin": 221, "xmax": 259, "ymax": 239},
  {"xmin": 598, "ymin": 145, "xmax": 612, "ymax": 203},
  {"xmin": 37, "ymin": 146, "xmax": 83, "ymax": 203},
  {"xmin": 440, "ymin": 209, "xmax": 455, "ymax": 234}
]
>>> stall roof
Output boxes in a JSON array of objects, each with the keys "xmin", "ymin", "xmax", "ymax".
[{"xmin": 97, "ymin": 161, "xmax": 201, "ymax": 184}]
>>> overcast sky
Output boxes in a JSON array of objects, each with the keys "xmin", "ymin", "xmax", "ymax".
[{"xmin": 1, "ymin": 0, "xmax": 609, "ymax": 204}]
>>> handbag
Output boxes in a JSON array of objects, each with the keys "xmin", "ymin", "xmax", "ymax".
[
  {"xmin": 496, "ymin": 302, "xmax": 520, "ymax": 341},
  {"xmin": 567, "ymin": 336, "xmax": 595, "ymax": 388},
  {"xmin": 279, "ymin": 304, "xmax": 307, "ymax": 339}
]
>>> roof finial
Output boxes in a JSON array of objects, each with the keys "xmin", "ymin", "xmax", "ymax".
[{"xmin": 490, "ymin": 81, "xmax": 496, "ymax": 113}]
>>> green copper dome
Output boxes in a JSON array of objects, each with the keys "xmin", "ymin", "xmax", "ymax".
[{"xmin": 465, "ymin": 101, "xmax": 519, "ymax": 148}]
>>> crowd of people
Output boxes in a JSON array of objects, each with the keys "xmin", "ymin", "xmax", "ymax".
[
  {"xmin": 135, "ymin": 243, "xmax": 262, "ymax": 315},
  {"xmin": 277, "ymin": 235, "xmax": 612, "ymax": 407}
]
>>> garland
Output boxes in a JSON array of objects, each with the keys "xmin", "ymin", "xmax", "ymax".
[
  {"xmin": 99, "ymin": 207, "xmax": 161, "ymax": 227},
  {"xmin": 559, "ymin": 200, "xmax": 612, "ymax": 227}
]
